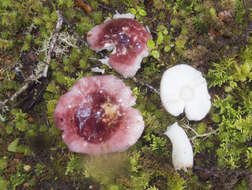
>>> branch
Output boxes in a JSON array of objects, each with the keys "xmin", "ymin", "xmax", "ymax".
[{"xmin": 181, "ymin": 123, "xmax": 219, "ymax": 141}]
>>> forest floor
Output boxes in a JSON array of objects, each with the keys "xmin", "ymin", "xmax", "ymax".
[{"xmin": 0, "ymin": 0, "xmax": 252, "ymax": 190}]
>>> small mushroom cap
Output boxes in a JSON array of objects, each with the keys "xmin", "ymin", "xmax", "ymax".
[
  {"xmin": 87, "ymin": 17, "xmax": 152, "ymax": 78},
  {"xmin": 54, "ymin": 75, "xmax": 144, "ymax": 155},
  {"xmin": 160, "ymin": 64, "xmax": 211, "ymax": 121},
  {"xmin": 164, "ymin": 122, "xmax": 193, "ymax": 171}
]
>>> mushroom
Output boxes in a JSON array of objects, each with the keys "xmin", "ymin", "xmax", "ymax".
[
  {"xmin": 87, "ymin": 14, "xmax": 152, "ymax": 78},
  {"xmin": 164, "ymin": 122, "xmax": 193, "ymax": 171},
  {"xmin": 160, "ymin": 64, "xmax": 211, "ymax": 121},
  {"xmin": 54, "ymin": 75, "xmax": 144, "ymax": 155}
]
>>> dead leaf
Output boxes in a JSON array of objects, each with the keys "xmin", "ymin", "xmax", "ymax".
[{"xmin": 75, "ymin": 0, "xmax": 92, "ymax": 14}]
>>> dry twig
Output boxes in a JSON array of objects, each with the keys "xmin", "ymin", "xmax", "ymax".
[
  {"xmin": 181, "ymin": 123, "xmax": 219, "ymax": 141},
  {"xmin": 43, "ymin": 10, "xmax": 63, "ymax": 77}
]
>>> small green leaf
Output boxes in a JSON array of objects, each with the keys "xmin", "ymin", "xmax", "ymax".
[
  {"xmin": 46, "ymin": 82, "xmax": 56, "ymax": 93},
  {"xmin": 130, "ymin": 8, "xmax": 137, "ymax": 15},
  {"xmin": 21, "ymin": 42, "xmax": 30, "ymax": 51},
  {"xmin": 163, "ymin": 28, "xmax": 168, "ymax": 35},
  {"xmin": 157, "ymin": 32, "xmax": 164, "ymax": 45},
  {"xmin": 6, "ymin": 125, "xmax": 13, "ymax": 134},
  {"xmin": 209, "ymin": 8, "xmax": 217, "ymax": 18},
  {"xmin": 147, "ymin": 40, "xmax": 155, "ymax": 50},
  {"xmin": 136, "ymin": 6, "xmax": 147, "ymax": 16},
  {"xmin": 40, "ymin": 125, "xmax": 48, "ymax": 132},
  {"xmin": 151, "ymin": 50, "xmax": 160, "ymax": 59},
  {"xmin": 164, "ymin": 45, "xmax": 171, "ymax": 52},
  {"xmin": 8, "ymin": 138, "xmax": 20, "ymax": 152},
  {"xmin": 0, "ymin": 158, "xmax": 7, "ymax": 171},
  {"xmin": 16, "ymin": 119, "xmax": 28, "ymax": 131},
  {"xmin": 241, "ymin": 62, "xmax": 251, "ymax": 74}
]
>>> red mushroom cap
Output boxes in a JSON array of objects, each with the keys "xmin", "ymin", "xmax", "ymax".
[
  {"xmin": 87, "ymin": 18, "xmax": 152, "ymax": 78},
  {"xmin": 54, "ymin": 75, "xmax": 144, "ymax": 155}
]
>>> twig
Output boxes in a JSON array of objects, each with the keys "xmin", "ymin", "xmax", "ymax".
[
  {"xmin": 132, "ymin": 77, "xmax": 160, "ymax": 95},
  {"xmin": 0, "ymin": 11, "xmax": 63, "ymax": 109},
  {"xmin": 0, "ymin": 81, "xmax": 30, "ymax": 110},
  {"xmin": 43, "ymin": 10, "xmax": 63, "ymax": 77},
  {"xmin": 181, "ymin": 123, "xmax": 219, "ymax": 141}
]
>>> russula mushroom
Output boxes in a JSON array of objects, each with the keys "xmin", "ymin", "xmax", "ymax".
[
  {"xmin": 54, "ymin": 75, "xmax": 144, "ymax": 155},
  {"xmin": 160, "ymin": 64, "xmax": 211, "ymax": 121},
  {"xmin": 87, "ymin": 14, "xmax": 152, "ymax": 78},
  {"xmin": 164, "ymin": 122, "xmax": 193, "ymax": 171}
]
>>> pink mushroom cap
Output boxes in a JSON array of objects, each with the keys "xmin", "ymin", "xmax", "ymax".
[
  {"xmin": 87, "ymin": 18, "xmax": 152, "ymax": 78},
  {"xmin": 54, "ymin": 75, "xmax": 144, "ymax": 155}
]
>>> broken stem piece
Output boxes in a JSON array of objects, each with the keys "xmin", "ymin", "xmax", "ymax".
[{"xmin": 164, "ymin": 122, "xmax": 194, "ymax": 171}]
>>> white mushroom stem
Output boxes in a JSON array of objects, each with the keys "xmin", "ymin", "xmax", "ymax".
[{"xmin": 164, "ymin": 122, "xmax": 193, "ymax": 171}]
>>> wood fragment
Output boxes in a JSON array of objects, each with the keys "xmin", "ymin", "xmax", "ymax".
[{"xmin": 75, "ymin": 0, "xmax": 92, "ymax": 14}]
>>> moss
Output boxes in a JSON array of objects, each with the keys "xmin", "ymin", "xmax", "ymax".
[
  {"xmin": 54, "ymin": 71, "xmax": 67, "ymax": 85},
  {"xmin": 175, "ymin": 34, "xmax": 188, "ymax": 55},
  {"xmin": 167, "ymin": 171, "xmax": 186, "ymax": 190},
  {"xmin": 79, "ymin": 57, "xmax": 88, "ymax": 69},
  {"xmin": 76, "ymin": 16, "xmax": 95, "ymax": 34},
  {"xmin": 153, "ymin": 0, "xmax": 166, "ymax": 10},
  {"xmin": 92, "ymin": 11, "xmax": 103, "ymax": 24},
  {"xmin": 46, "ymin": 99, "xmax": 57, "ymax": 124},
  {"xmin": 197, "ymin": 122, "xmax": 207, "ymax": 134},
  {"xmin": 207, "ymin": 42, "xmax": 252, "ymax": 168}
]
